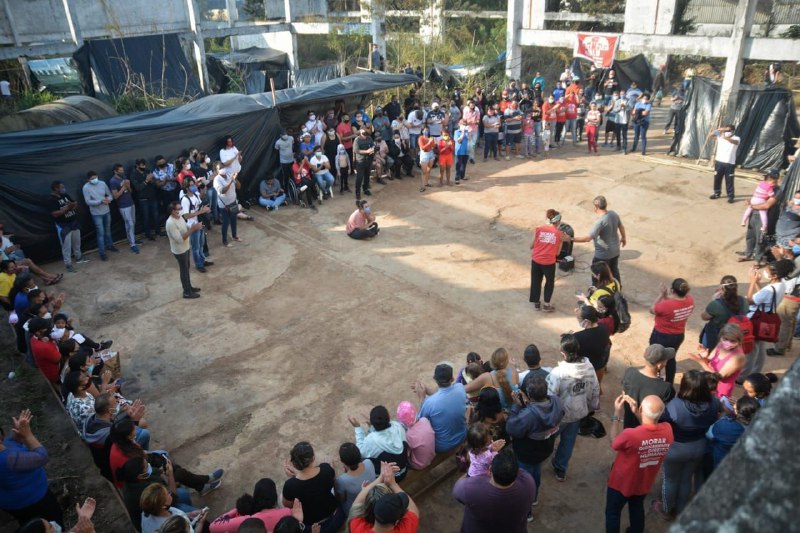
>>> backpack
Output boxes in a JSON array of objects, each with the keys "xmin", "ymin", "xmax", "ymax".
[
  {"xmin": 613, "ymin": 279, "xmax": 631, "ymax": 333},
  {"xmin": 727, "ymin": 314, "xmax": 755, "ymax": 354}
]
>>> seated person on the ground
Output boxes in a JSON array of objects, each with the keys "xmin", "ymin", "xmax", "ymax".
[
  {"xmin": 82, "ymin": 393, "xmax": 149, "ymax": 479},
  {"xmin": 50, "ymin": 312, "xmax": 112, "ymax": 354},
  {"xmin": 258, "ymin": 175, "xmax": 286, "ymax": 211},
  {"xmin": 209, "ymin": 478, "xmax": 291, "ymax": 533},
  {"xmin": 140, "ymin": 482, "xmax": 208, "ymax": 533},
  {"xmin": 28, "ymin": 317, "xmax": 63, "ymax": 387},
  {"xmin": 334, "ymin": 442, "xmax": 378, "ymax": 517},
  {"xmin": 396, "ymin": 401, "xmax": 435, "ymax": 470},
  {"xmin": 411, "ymin": 363, "xmax": 468, "ymax": 453},
  {"xmin": 0, "ymin": 227, "xmax": 62, "ymax": 286},
  {"xmin": 348, "ymin": 461, "xmax": 420, "ymax": 533},
  {"xmin": 349, "ymin": 405, "xmax": 408, "ymax": 479},
  {"xmin": 346, "ymin": 200, "xmax": 379, "ymax": 240}
]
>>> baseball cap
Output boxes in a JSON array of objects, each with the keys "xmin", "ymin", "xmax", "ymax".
[
  {"xmin": 644, "ymin": 344, "xmax": 676, "ymax": 365},
  {"xmin": 433, "ymin": 363, "xmax": 453, "ymax": 383},
  {"xmin": 373, "ymin": 492, "xmax": 409, "ymax": 525},
  {"xmin": 431, "ymin": 102, "xmax": 439, "ymax": 109}
]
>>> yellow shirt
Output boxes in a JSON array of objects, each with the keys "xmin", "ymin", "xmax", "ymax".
[{"xmin": 0, "ymin": 272, "xmax": 15, "ymax": 298}]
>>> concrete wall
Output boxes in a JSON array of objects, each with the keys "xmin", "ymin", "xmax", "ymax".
[{"xmin": 72, "ymin": 0, "xmax": 191, "ymax": 38}]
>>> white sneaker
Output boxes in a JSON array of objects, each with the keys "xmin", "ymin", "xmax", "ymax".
[
  {"xmin": 516, "ymin": 155, "xmax": 525, "ymax": 159},
  {"xmin": 505, "ymin": 156, "xmax": 511, "ymax": 161}
]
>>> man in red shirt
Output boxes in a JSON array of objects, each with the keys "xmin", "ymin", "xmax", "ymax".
[
  {"xmin": 606, "ymin": 394, "xmax": 673, "ymax": 533},
  {"xmin": 555, "ymin": 97, "xmax": 567, "ymax": 146},
  {"xmin": 564, "ymin": 94, "xmax": 578, "ymax": 146},
  {"xmin": 29, "ymin": 317, "xmax": 62, "ymax": 387}
]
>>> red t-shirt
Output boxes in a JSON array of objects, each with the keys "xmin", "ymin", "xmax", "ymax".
[
  {"xmin": 608, "ymin": 423, "xmax": 673, "ymax": 497},
  {"xmin": 556, "ymin": 105, "xmax": 567, "ymax": 123},
  {"xmin": 531, "ymin": 225, "xmax": 562, "ymax": 265},
  {"xmin": 438, "ymin": 139, "xmax": 454, "ymax": 156},
  {"xmin": 653, "ymin": 296, "xmax": 695, "ymax": 335},
  {"xmin": 349, "ymin": 511, "xmax": 419, "ymax": 533},
  {"xmin": 337, "ymin": 123, "xmax": 354, "ymax": 149},
  {"xmin": 292, "ymin": 161, "xmax": 311, "ymax": 184},
  {"xmin": 565, "ymin": 98, "xmax": 578, "ymax": 119},
  {"xmin": 542, "ymin": 102, "xmax": 557, "ymax": 122},
  {"xmin": 30, "ymin": 337, "xmax": 61, "ymax": 384},
  {"xmin": 110, "ymin": 442, "xmax": 142, "ymax": 488}
]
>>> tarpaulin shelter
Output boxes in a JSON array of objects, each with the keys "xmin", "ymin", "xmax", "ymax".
[
  {"xmin": 293, "ymin": 64, "xmax": 344, "ymax": 88},
  {"xmin": 0, "ymin": 96, "xmax": 117, "ymax": 133},
  {"xmin": 0, "ymin": 72, "xmax": 418, "ymax": 262},
  {"xmin": 73, "ymin": 34, "xmax": 203, "ymax": 99},
  {"xmin": 427, "ymin": 63, "xmax": 462, "ymax": 89},
  {"xmin": 206, "ymin": 47, "xmax": 290, "ymax": 94},
  {"xmin": 668, "ymin": 77, "xmax": 800, "ymax": 171},
  {"xmin": 594, "ymin": 54, "xmax": 653, "ymax": 94}
]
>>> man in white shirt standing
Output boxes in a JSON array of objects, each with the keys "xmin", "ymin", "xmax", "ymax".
[
  {"xmin": 165, "ymin": 200, "xmax": 203, "ymax": 299},
  {"xmin": 213, "ymin": 164, "xmax": 241, "ymax": 247},
  {"xmin": 708, "ymin": 124, "xmax": 740, "ymax": 203}
]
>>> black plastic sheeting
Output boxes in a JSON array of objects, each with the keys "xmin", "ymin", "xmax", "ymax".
[
  {"xmin": 609, "ymin": 54, "xmax": 653, "ymax": 93},
  {"xmin": 206, "ymin": 47, "xmax": 290, "ymax": 94},
  {"xmin": 669, "ymin": 77, "xmax": 800, "ymax": 171},
  {"xmin": 427, "ymin": 63, "xmax": 462, "ymax": 89},
  {"xmin": 777, "ymin": 158, "xmax": 800, "ymax": 206},
  {"xmin": 0, "ymin": 96, "xmax": 280, "ymax": 262},
  {"xmin": 293, "ymin": 64, "xmax": 343, "ymax": 88},
  {"xmin": 0, "ymin": 72, "xmax": 417, "ymax": 262},
  {"xmin": 73, "ymin": 34, "xmax": 203, "ymax": 99}
]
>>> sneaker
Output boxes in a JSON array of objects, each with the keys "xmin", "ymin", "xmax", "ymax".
[
  {"xmin": 208, "ymin": 468, "xmax": 224, "ymax": 482},
  {"xmin": 131, "ymin": 245, "xmax": 140, "ymax": 254},
  {"xmin": 527, "ymin": 510, "xmax": 534, "ymax": 523},
  {"xmin": 551, "ymin": 460, "xmax": 566, "ymax": 481},
  {"xmin": 200, "ymin": 478, "xmax": 222, "ymax": 496},
  {"xmin": 107, "ymin": 246, "xmax": 120, "ymax": 253},
  {"xmin": 516, "ymin": 155, "xmax": 525, "ymax": 159},
  {"xmin": 727, "ymin": 197, "xmax": 735, "ymax": 204},
  {"xmin": 99, "ymin": 340, "xmax": 113, "ymax": 350},
  {"xmin": 532, "ymin": 496, "xmax": 539, "ymax": 507},
  {"xmin": 709, "ymin": 193, "xmax": 721, "ymax": 200},
  {"xmin": 267, "ymin": 206, "xmax": 274, "ymax": 211},
  {"xmin": 66, "ymin": 264, "xmax": 76, "ymax": 273},
  {"xmin": 183, "ymin": 292, "xmax": 200, "ymax": 299},
  {"xmin": 100, "ymin": 254, "xmax": 108, "ymax": 262},
  {"xmin": 505, "ymin": 156, "xmax": 511, "ymax": 161},
  {"xmin": 204, "ymin": 261, "xmax": 215, "ymax": 266},
  {"xmin": 542, "ymin": 303, "xmax": 555, "ymax": 313},
  {"xmin": 364, "ymin": 190, "xmax": 372, "ymax": 196},
  {"xmin": 533, "ymin": 302, "xmax": 541, "ymax": 311},
  {"xmin": 75, "ymin": 256, "xmax": 90, "ymax": 264},
  {"xmin": 196, "ymin": 267, "xmax": 207, "ymax": 273},
  {"xmin": 766, "ymin": 348, "xmax": 784, "ymax": 357}
]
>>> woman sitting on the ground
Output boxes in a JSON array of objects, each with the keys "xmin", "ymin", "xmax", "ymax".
[
  {"xmin": 209, "ymin": 478, "xmax": 291, "ymax": 533},
  {"xmin": 349, "ymin": 405, "xmax": 408, "ymax": 480},
  {"xmin": 463, "ymin": 347, "xmax": 520, "ymax": 410},
  {"xmin": 282, "ymin": 441, "xmax": 344, "ymax": 533},
  {"xmin": 140, "ymin": 482, "xmax": 208, "ymax": 533},
  {"xmin": 346, "ymin": 200, "xmax": 379, "ymax": 240}
]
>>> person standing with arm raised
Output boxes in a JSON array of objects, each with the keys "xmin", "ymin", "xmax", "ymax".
[{"xmin": 572, "ymin": 196, "xmax": 626, "ymax": 283}]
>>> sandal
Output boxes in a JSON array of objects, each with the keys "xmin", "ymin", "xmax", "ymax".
[
  {"xmin": 737, "ymin": 255, "xmax": 754, "ymax": 262},
  {"xmin": 542, "ymin": 303, "xmax": 555, "ymax": 313},
  {"xmin": 45, "ymin": 274, "xmax": 63, "ymax": 286},
  {"xmin": 419, "ymin": 187, "xmax": 425, "ymax": 193}
]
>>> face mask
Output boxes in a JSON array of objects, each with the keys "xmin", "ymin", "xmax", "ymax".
[
  {"xmin": 29, "ymin": 285, "xmax": 39, "ymax": 292},
  {"xmin": 87, "ymin": 364, "xmax": 95, "ymax": 374},
  {"xmin": 792, "ymin": 245, "xmax": 800, "ymax": 255},
  {"xmin": 113, "ymin": 402, "xmax": 122, "ymax": 416},
  {"xmin": 59, "ymin": 186, "xmax": 66, "ymax": 194},
  {"xmin": 794, "ymin": 199, "xmax": 800, "ymax": 206},
  {"xmin": 315, "ymin": 152, "xmax": 322, "ymax": 158},
  {"xmin": 190, "ymin": 185, "xmax": 198, "ymax": 194},
  {"xmin": 183, "ymin": 164, "xmax": 191, "ymax": 170},
  {"xmin": 281, "ymin": 134, "xmax": 289, "ymax": 140},
  {"xmin": 309, "ymin": 115, "xmax": 316, "ymax": 120},
  {"xmin": 219, "ymin": 168, "xmax": 227, "ymax": 176},
  {"xmin": 364, "ymin": 207, "xmax": 372, "ymax": 214},
  {"xmin": 719, "ymin": 340, "xmax": 736, "ymax": 351},
  {"xmin": 90, "ymin": 178, "xmax": 99, "ymax": 185},
  {"xmin": 548, "ymin": 98, "xmax": 554, "ymax": 103},
  {"xmin": 49, "ymin": 522, "xmax": 63, "ymax": 533},
  {"xmin": 43, "ymin": 312, "xmax": 51, "ymax": 320},
  {"xmin": 144, "ymin": 462, "xmax": 153, "ymax": 478}
]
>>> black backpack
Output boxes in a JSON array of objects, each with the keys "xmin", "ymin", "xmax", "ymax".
[{"xmin": 614, "ymin": 279, "xmax": 632, "ymax": 333}]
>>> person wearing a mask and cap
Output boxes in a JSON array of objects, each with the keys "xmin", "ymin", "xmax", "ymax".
[
  {"xmin": 310, "ymin": 147, "xmax": 336, "ymax": 200},
  {"xmin": 346, "ymin": 200, "xmax": 378, "ymax": 240}
]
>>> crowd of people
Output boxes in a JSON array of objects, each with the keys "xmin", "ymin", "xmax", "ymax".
[{"xmin": 0, "ymin": 62, "xmax": 797, "ymax": 533}]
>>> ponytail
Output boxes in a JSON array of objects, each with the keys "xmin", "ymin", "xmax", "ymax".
[
  {"xmin": 720, "ymin": 275, "xmax": 740, "ymax": 314},
  {"xmin": 490, "ymin": 348, "xmax": 513, "ymax": 402}
]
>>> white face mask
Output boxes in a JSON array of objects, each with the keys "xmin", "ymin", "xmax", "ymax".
[
  {"xmin": 204, "ymin": 156, "xmax": 211, "ymax": 164},
  {"xmin": 309, "ymin": 115, "xmax": 316, "ymax": 121},
  {"xmin": 49, "ymin": 522, "xmax": 63, "ymax": 533}
]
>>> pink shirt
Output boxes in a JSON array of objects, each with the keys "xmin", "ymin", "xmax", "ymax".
[
  {"xmin": 346, "ymin": 210, "xmax": 367, "ymax": 234},
  {"xmin": 209, "ymin": 508, "xmax": 291, "ymax": 533},
  {"xmin": 710, "ymin": 347, "xmax": 743, "ymax": 398},
  {"xmin": 462, "ymin": 107, "xmax": 481, "ymax": 133},
  {"xmin": 467, "ymin": 448, "xmax": 497, "ymax": 477},
  {"xmin": 406, "ymin": 417, "xmax": 436, "ymax": 470}
]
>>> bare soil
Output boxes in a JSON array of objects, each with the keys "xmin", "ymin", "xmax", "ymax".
[{"xmin": 1, "ymin": 103, "xmax": 796, "ymax": 532}]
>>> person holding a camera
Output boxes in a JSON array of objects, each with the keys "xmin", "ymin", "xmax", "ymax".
[
  {"xmin": 179, "ymin": 182, "xmax": 212, "ymax": 273},
  {"xmin": 213, "ymin": 164, "xmax": 242, "ymax": 247}
]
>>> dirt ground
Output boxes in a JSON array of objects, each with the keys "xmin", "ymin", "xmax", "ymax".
[{"xmin": 2, "ymin": 103, "xmax": 796, "ymax": 532}]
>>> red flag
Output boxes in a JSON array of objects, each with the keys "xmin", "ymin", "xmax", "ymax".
[{"xmin": 574, "ymin": 33, "xmax": 620, "ymax": 69}]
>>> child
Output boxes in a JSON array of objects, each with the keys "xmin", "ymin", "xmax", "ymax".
[
  {"xmin": 741, "ymin": 174, "xmax": 778, "ymax": 231},
  {"xmin": 542, "ymin": 122, "xmax": 552, "ymax": 158},
  {"xmin": 466, "ymin": 422, "xmax": 505, "ymax": 477},
  {"xmin": 335, "ymin": 144, "xmax": 350, "ymax": 193},
  {"xmin": 50, "ymin": 313, "xmax": 111, "ymax": 353},
  {"xmin": 522, "ymin": 112, "xmax": 535, "ymax": 158},
  {"xmin": 457, "ymin": 352, "xmax": 485, "ymax": 403},
  {"xmin": 742, "ymin": 372, "xmax": 778, "ymax": 406},
  {"xmin": 706, "ymin": 396, "xmax": 759, "ymax": 471}
]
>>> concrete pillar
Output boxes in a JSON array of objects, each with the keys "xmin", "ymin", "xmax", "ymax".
[
  {"xmin": 505, "ymin": 0, "xmax": 524, "ymax": 80},
  {"xmin": 529, "ymin": 0, "xmax": 546, "ymax": 30},
  {"xmin": 717, "ymin": 0, "xmax": 758, "ymax": 126},
  {"xmin": 282, "ymin": 0, "xmax": 299, "ymax": 72},
  {"xmin": 226, "ymin": 0, "xmax": 239, "ymax": 49},
  {"xmin": 185, "ymin": 0, "xmax": 209, "ymax": 92},
  {"xmin": 360, "ymin": 0, "xmax": 386, "ymax": 69},
  {"xmin": 650, "ymin": 0, "xmax": 677, "ymax": 73},
  {"xmin": 419, "ymin": 0, "xmax": 444, "ymax": 45},
  {"xmin": 2, "ymin": 0, "xmax": 21, "ymax": 46}
]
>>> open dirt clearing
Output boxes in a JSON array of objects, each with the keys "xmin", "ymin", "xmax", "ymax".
[{"xmin": 6, "ymin": 106, "xmax": 795, "ymax": 532}]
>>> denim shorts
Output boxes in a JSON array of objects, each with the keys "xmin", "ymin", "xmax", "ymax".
[{"xmin": 420, "ymin": 150, "xmax": 435, "ymax": 163}]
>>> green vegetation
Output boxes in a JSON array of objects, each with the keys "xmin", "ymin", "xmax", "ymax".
[{"xmin": 0, "ymin": 89, "xmax": 59, "ymax": 116}]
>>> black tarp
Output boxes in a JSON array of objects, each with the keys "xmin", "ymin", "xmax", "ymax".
[
  {"xmin": 669, "ymin": 77, "xmax": 800, "ymax": 171},
  {"xmin": 206, "ymin": 47, "xmax": 290, "ymax": 94},
  {"xmin": 293, "ymin": 64, "xmax": 343, "ymax": 88},
  {"xmin": 427, "ymin": 63, "xmax": 461, "ymax": 89},
  {"xmin": 596, "ymin": 54, "xmax": 653, "ymax": 93},
  {"xmin": 0, "ymin": 72, "xmax": 417, "ymax": 262},
  {"xmin": 569, "ymin": 58, "xmax": 585, "ymax": 83},
  {"xmin": 777, "ymin": 156, "xmax": 800, "ymax": 206},
  {"xmin": 73, "ymin": 34, "xmax": 202, "ymax": 99}
]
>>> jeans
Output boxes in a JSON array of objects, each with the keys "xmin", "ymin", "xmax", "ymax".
[
  {"xmin": 455, "ymin": 154, "xmax": 469, "ymax": 180},
  {"xmin": 173, "ymin": 250, "xmax": 193, "ymax": 295},
  {"xmin": 173, "ymin": 487, "xmax": 197, "ymax": 513},
  {"xmin": 91, "ymin": 212, "xmax": 113, "ymax": 255},
  {"xmin": 605, "ymin": 486, "xmax": 645, "ymax": 533},
  {"xmin": 206, "ymin": 187, "xmax": 220, "ymax": 222},
  {"xmin": 258, "ymin": 193, "xmax": 286, "ymax": 209},
  {"xmin": 483, "ymin": 132, "xmax": 498, "ymax": 158},
  {"xmin": 138, "ymin": 198, "xmax": 159, "ymax": 238},
  {"xmin": 615, "ymin": 123, "xmax": 629, "ymax": 152},
  {"xmin": 119, "ymin": 205, "xmax": 136, "ymax": 246},
  {"xmin": 552, "ymin": 420, "xmax": 580, "ymax": 474},
  {"xmin": 661, "ymin": 438, "xmax": 706, "ymax": 515},
  {"xmin": 530, "ymin": 261, "xmax": 556, "ymax": 304},
  {"xmin": 592, "ymin": 255, "xmax": 621, "ymax": 285},
  {"xmin": 189, "ymin": 229, "xmax": 205, "ymax": 269},
  {"xmin": 220, "ymin": 207, "xmax": 238, "ymax": 245},
  {"xmin": 648, "ymin": 329, "xmax": 685, "ymax": 384},
  {"xmin": 314, "ymin": 171, "xmax": 335, "ymax": 194},
  {"xmin": 55, "ymin": 224, "xmax": 82, "ymax": 266},
  {"xmin": 517, "ymin": 460, "xmax": 541, "ymax": 501},
  {"xmin": 565, "ymin": 118, "xmax": 577, "ymax": 144},
  {"xmin": 665, "ymin": 108, "xmax": 679, "ymax": 130},
  {"xmin": 632, "ymin": 121, "xmax": 649, "ymax": 153},
  {"xmin": 468, "ymin": 130, "xmax": 478, "ymax": 159},
  {"xmin": 533, "ymin": 122, "xmax": 543, "ymax": 153},
  {"xmin": 743, "ymin": 210, "xmax": 766, "ymax": 260},
  {"xmin": 134, "ymin": 426, "xmax": 151, "ymax": 449},
  {"xmin": 713, "ymin": 161, "xmax": 735, "ymax": 199},
  {"xmin": 774, "ymin": 297, "xmax": 800, "ymax": 352}
]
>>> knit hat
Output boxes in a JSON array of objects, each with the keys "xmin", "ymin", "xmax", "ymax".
[{"xmin": 396, "ymin": 401, "xmax": 417, "ymax": 427}]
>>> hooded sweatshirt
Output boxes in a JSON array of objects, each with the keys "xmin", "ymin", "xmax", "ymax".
[
  {"xmin": 546, "ymin": 358, "xmax": 600, "ymax": 424},
  {"xmin": 355, "ymin": 420, "xmax": 406, "ymax": 458},
  {"xmin": 82, "ymin": 414, "xmax": 112, "ymax": 445},
  {"xmin": 663, "ymin": 397, "xmax": 720, "ymax": 442},
  {"xmin": 82, "ymin": 179, "xmax": 112, "ymax": 216},
  {"xmin": 506, "ymin": 395, "xmax": 565, "ymax": 465},
  {"xmin": 335, "ymin": 144, "xmax": 349, "ymax": 172}
]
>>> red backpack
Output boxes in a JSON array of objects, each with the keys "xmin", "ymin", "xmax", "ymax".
[{"xmin": 727, "ymin": 314, "xmax": 755, "ymax": 354}]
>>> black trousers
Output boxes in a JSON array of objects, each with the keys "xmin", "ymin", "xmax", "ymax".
[
  {"xmin": 713, "ymin": 161, "xmax": 735, "ymax": 199},
  {"xmin": 279, "ymin": 162, "xmax": 294, "ymax": 191},
  {"xmin": 392, "ymin": 154, "xmax": 414, "ymax": 177},
  {"xmin": 4, "ymin": 488, "xmax": 64, "ymax": 526},
  {"xmin": 592, "ymin": 255, "xmax": 621, "ymax": 285},
  {"xmin": 173, "ymin": 250, "xmax": 193, "ymax": 295},
  {"xmin": 348, "ymin": 223, "xmax": 380, "ymax": 239},
  {"xmin": 555, "ymin": 122, "xmax": 565, "ymax": 143},
  {"xmin": 530, "ymin": 261, "xmax": 556, "ymax": 303},
  {"xmin": 356, "ymin": 159, "xmax": 372, "ymax": 197}
]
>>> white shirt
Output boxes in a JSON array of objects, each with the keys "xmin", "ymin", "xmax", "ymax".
[
  {"xmin": 214, "ymin": 174, "xmax": 237, "ymax": 208},
  {"xmin": 715, "ymin": 134, "xmax": 740, "ymax": 165},
  {"xmin": 0, "ymin": 80, "xmax": 10, "ymax": 96},
  {"xmin": 309, "ymin": 154, "xmax": 331, "ymax": 175},
  {"xmin": 407, "ymin": 110, "xmax": 425, "ymax": 134},
  {"xmin": 219, "ymin": 146, "xmax": 241, "ymax": 174},
  {"xmin": 748, "ymin": 281, "xmax": 785, "ymax": 317},
  {"xmin": 180, "ymin": 193, "xmax": 202, "ymax": 227}
]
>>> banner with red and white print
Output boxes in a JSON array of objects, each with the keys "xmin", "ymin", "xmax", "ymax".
[{"xmin": 574, "ymin": 33, "xmax": 620, "ymax": 68}]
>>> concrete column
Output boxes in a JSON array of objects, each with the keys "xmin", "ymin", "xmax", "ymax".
[
  {"xmin": 2, "ymin": 0, "xmax": 21, "ymax": 46},
  {"xmin": 650, "ymin": 0, "xmax": 677, "ymax": 71},
  {"xmin": 185, "ymin": 0, "xmax": 209, "ymax": 92},
  {"xmin": 717, "ymin": 0, "xmax": 758, "ymax": 126},
  {"xmin": 529, "ymin": 0, "xmax": 546, "ymax": 30},
  {"xmin": 360, "ymin": 0, "xmax": 385, "ymax": 69},
  {"xmin": 419, "ymin": 0, "xmax": 444, "ymax": 45},
  {"xmin": 505, "ymin": 0, "xmax": 523, "ymax": 80},
  {"xmin": 226, "ymin": 0, "xmax": 239, "ymax": 49}
]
